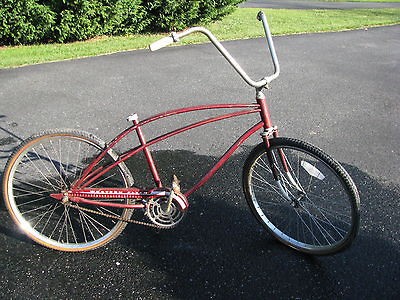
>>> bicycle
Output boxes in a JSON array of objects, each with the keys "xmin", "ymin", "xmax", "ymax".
[{"xmin": 2, "ymin": 11, "xmax": 360, "ymax": 255}]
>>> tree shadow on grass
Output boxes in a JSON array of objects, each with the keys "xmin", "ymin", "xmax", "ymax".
[{"xmin": 0, "ymin": 126, "xmax": 399, "ymax": 299}]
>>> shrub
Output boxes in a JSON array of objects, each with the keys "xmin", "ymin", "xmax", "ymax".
[
  {"xmin": 199, "ymin": 0, "xmax": 243, "ymax": 23},
  {"xmin": 0, "ymin": 0, "xmax": 242, "ymax": 45},
  {"xmin": 144, "ymin": 0, "xmax": 201, "ymax": 32},
  {"xmin": 109, "ymin": 0, "xmax": 149, "ymax": 35},
  {"xmin": 0, "ymin": 0, "xmax": 55, "ymax": 45},
  {"xmin": 144, "ymin": 0, "xmax": 242, "ymax": 32},
  {"xmin": 48, "ymin": 0, "xmax": 147, "ymax": 42}
]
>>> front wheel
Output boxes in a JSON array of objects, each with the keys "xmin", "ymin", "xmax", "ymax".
[{"xmin": 243, "ymin": 137, "xmax": 360, "ymax": 255}]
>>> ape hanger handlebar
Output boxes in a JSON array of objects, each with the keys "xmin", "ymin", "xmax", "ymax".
[{"xmin": 149, "ymin": 11, "xmax": 280, "ymax": 89}]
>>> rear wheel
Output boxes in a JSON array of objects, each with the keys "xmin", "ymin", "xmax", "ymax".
[
  {"xmin": 2, "ymin": 129, "xmax": 134, "ymax": 252},
  {"xmin": 243, "ymin": 137, "xmax": 360, "ymax": 255}
]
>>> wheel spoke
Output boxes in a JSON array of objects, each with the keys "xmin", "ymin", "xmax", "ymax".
[
  {"xmin": 17, "ymin": 195, "xmax": 50, "ymax": 207},
  {"xmin": 244, "ymin": 138, "xmax": 359, "ymax": 254},
  {"xmin": 77, "ymin": 209, "xmax": 110, "ymax": 235},
  {"xmin": 40, "ymin": 203, "xmax": 61, "ymax": 234},
  {"xmin": 4, "ymin": 131, "xmax": 132, "ymax": 251},
  {"xmin": 41, "ymin": 143, "xmax": 68, "ymax": 189}
]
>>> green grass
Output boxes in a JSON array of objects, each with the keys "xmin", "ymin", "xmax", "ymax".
[
  {"xmin": 320, "ymin": 0, "xmax": 400, "ymax": 2},
  {"xmin": 0, "ymin": 35, "xmax": 164, "ymax": 69},
  {"xmin": 1, "ymin": 8, "xmax": 399, "ymax": 69},
  {"xmin": 204, "ymin": 8, "xmax": 400, "ymax": 40}
]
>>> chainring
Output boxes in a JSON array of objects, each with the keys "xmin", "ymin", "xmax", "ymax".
[{"xmin": 146, "ymin": 197, "xmax": 185, "ymax": 229}]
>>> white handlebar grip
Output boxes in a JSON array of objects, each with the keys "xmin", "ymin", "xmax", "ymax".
[{"xmin": 149, "ymin": 36, "xmax": 174, "ymax": 51}]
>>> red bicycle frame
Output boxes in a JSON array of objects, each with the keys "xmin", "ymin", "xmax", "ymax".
[{"xmin": 49, "ymin": 92, "xmax": 277, "ymax": 209}]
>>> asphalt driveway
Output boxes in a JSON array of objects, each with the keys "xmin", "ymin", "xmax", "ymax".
[{"xmin": 0, "ymin": 25, "xmax": 399, "ymax": 298}]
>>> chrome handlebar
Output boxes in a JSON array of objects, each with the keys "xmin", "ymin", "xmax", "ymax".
[{"xmin": 149, "ymin": 11, "xmax": 280, "ymax": 89}]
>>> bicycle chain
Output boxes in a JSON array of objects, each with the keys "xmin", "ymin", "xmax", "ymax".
[{"xmin": 65, "ymin": 202, "xmax": 164, "ymax": 229}]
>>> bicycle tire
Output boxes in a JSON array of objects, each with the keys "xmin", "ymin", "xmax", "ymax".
[
  {"xmin": 2, "ymin": 129, "xmax": 134, "ymax": 252},
  {"xmin": 243, "ymin": 137, "xmax": 360, "ymax": 255}
]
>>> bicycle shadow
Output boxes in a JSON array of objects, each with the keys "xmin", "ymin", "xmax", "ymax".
[
  {"xmin": 0, "ymin": 124, "xmax": 399, "ymax": 298},
  {"xmin": 117, "ymin": 149, "xmax": 400, "ymax": 299},
  {"xmin": 0, "ymin": 117, "xmax": 20, "ymax": 155},
  {"xmin": 0, "ymin": 116, "xmax": 23, "ymax": 209},
  {"xmin": 0, "ymin": 117, "xmax": 34, "ymax": 244}
]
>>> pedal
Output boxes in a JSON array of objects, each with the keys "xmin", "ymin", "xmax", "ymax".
[
  {"xmin": 171, "ymin": 174, "xmax": 181, "ymax": 194},
  {"xmin": 166, "ymin": 175, "xmax": 189, "ymax": 212}
]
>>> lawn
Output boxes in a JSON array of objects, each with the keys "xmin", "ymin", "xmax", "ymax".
[
  {"xmin": 1, "ymin": 8, "xmax": 399, "ymax": 69},
  {"xmin": 322, "ymin": 0, "xmax": 400, "ymax": 2}
]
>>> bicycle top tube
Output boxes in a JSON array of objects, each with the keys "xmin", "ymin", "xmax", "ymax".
[{"xmin": 149, "ymin": 11, "xmax": 280, "ymax": 90}]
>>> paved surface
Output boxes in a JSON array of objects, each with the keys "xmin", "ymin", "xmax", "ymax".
[
  {"xmin": 0, "ymin": 26, "xmax": 399, "ymax": 298},
  {"xmin": 241, "ymin": 0, "xmax": 400, "ymax": 9}
]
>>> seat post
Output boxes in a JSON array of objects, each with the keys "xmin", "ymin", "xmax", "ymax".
[{"xmin": 128, "ymin": 114, "xmax": 162, "ymax": 188}]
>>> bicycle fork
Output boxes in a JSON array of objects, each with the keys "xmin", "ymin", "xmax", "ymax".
[{"xmin": 256, "ymin": 90, "xmax": 280, "ymax": 179}]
